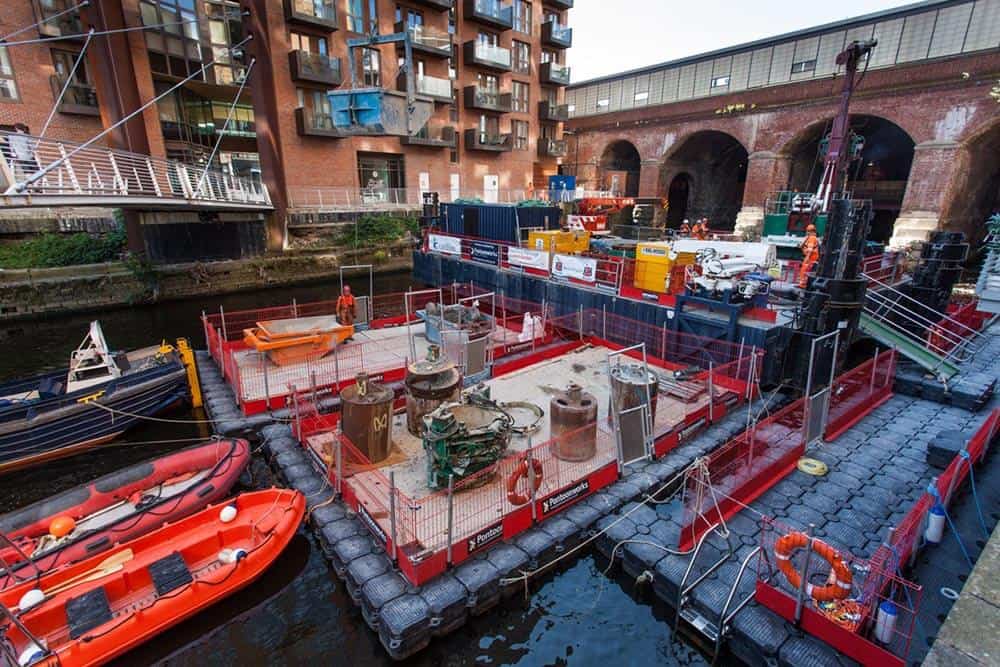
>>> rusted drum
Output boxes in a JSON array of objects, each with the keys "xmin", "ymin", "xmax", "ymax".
[
  {"xmin": 550, "ymin": 383, "xmax": 598, "ymax": 462},
  {"xmin": 340, "ymin": 372, "xmax": 394, "ymax": 463},
  {"xmin": 405, "ymin": 344, "xmax": 462, "ymax": 436},
  {"xmin": 609, "ymin": 364, "xmax": 659, "ymax": 462}
]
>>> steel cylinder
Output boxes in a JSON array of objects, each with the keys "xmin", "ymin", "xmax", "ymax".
[
  {"xmin": 340, "ymin": 372, "xmax": 394, "ymax": 463},
  {"xmin": 609, "ymin": 363, "xmax": 659, "ymax": 460},
  {"xmin": 550, "ymin": 383, "xmax": 598, "ymax": 462},
  {"xmin": 405, "ymin": 345, "xmax": 462, "ymax": 436}
]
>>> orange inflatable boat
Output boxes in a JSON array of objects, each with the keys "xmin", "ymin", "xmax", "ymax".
[
  {"xmin": 243, "ymin": 315, "xmax": 354, "ymax": 366},
  {"xmin": 0, "ymin": 489, "xmax": 304, "ymax": 666}
]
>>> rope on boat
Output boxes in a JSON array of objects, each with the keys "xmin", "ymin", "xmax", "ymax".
[{"xmin": 960, "ymin": 450, "xmax": 990, "ymax": 539}]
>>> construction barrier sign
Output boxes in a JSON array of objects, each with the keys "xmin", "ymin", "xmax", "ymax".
[
  {"xmin": 428, "ymin": 233, "xmax": 462, "ymax": 256},
  {"xmin": 552, "ymin": 254, "xmax": 597, "ymax": 283},
  {"xmin": 508, "ymin": 246, "xmax": 550, "ymax": 271}
]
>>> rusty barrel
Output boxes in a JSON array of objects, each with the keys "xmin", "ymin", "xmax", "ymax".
[
  {"xmin": 405, "ymin": 345, "xmax": 463, "ymax": 436},
  {"xmin": 551, "ymin": 383, "xmax": 598, "ymax": 462},
  {"xmin": 340, "ymin": 372, "xmax": 394, "ymax": 463}
]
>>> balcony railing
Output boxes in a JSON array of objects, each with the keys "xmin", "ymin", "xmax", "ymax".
[
  {"xmin": 289, "ymin": 50, "xmax": 342, "ymax": 86},
  {"xmin": 538, "ymin": 100, "xmax": 569, "ymax": 121},
  {"xmin": 401, "ymin": 125, "xmax": 457, "ymax": 148},
  {"xmin": 541, "ymin": 20, "xmax": 572, "ymax": 48},
  {"xmin": 49, "ymin": 76, "xmax": 99, "ymax": 116},
  {"xmin": 408, "ymin": 0, "xmax": 453, "ymax": 9},
  {"xmin": 543, "ymin": 0, "xmax": 574, "ymax": 9},
  {"xmin": 285, "ymin": 0, "xmax": 338, "ymax": 30},
  {"xmin": 395, "ymin": 22, "xmax": 451, "ymax": 57},
  {"xmin": 537, "ymin": 138, "xmax": 568, "ymax": 158},
  {"xmin": 295, "ymin": 107, "xmax": 344, "ymax": 138},
  {"xmin": 540, "ymin": 61, "xmax": 571, "ymax": 85},
  {"xmin": 398, "ymin": 73, "xmax": 454, "ymax": 102},
  {"xmin": 463, "ymin": 40, "xmax": 512, "ymax": 72},
  {"xmin": 464, "ymin": 0, "xmax": 514, "ymax": 29},
  {"xmin": 463, "ymin": 85, "xmax": 512, "ymax": 112},
  {"xmin": 464, "ymin": 129, "xmax": 512, "ymax": 152}
]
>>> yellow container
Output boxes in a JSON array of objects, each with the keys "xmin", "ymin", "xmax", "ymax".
[
  {"xmin": 527, "ymin": 229, "xmax": 591, "ymax": 254},
  {"xmin": 633, "ymin": 243, "xmax": 698, "ymax": 293}
]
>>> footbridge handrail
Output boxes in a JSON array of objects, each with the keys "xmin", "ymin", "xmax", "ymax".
[{"xmin": 0, "ymin": 130, "xmax": 271, "ymax": 208}]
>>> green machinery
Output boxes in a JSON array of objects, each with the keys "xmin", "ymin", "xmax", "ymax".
[{"xmin": 422, "ymin": 396, "xmax": 514, "ymax": 489}]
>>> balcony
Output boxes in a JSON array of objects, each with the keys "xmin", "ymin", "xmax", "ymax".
[
  {"xmin": 49, "ymin": 76, "xmax": 99, "ymax": 116},
  {"xmin": 539, "ymin": 61, "xmax": 571, "ymax": 86},
  {"xmin": 541, "ymin": 20, "xmax": 572, "ymax": 48},
  {"xmin": 463, "ymin": 40, "xmax": 512, "ymax": 73},
  {"xmin": 409, "ymin": 0, "xmax": 454, "ymax": 9},
  {"xmin": 401, "ymin": 125, "xmax": 457, "ymax": 148},
  {"xmin": 295, "ymin": 107, "xmax": 344, "ymax": 138},
  {"xmin": 463, "ymin": 85, "xmax": 512, "ymax": 112},
  {"xmin": 464, "ymin": 129, "xmax": 512, "ymax": 152},
  {"xmin": 538, "ymin": 100, "xmax": 569, "ymax": 121},
  {"xmin": 285, "ymin": 0, "xmax": 338, "ymax": 30},
  {"xmin": 543, "ymin": 0, "xmax": 574, "ymax": 8},
  {"xmin": 394, "ymin": 22, "xmax": 451, "ymax": 57},
  {"xmin": 398, "ymin": 73, "xmax": 454, "ymax": 103},
  {"xmin": 537, "ymin": 138, "xmax": 568, "ymax": 158},
  {"xmin": 289, "ymin": 50, "xmax": 342, "ymax": 86},
  {"xmin": 463, "ymin": 0, "xmax": 513, "ymax": 30}
]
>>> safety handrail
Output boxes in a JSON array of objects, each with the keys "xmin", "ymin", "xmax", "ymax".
[
  {"xmin": 864, "ymin": 289, "xmax": 974, "ymax": 360},
  {"xmin": 862, "ymin": 297, "xmax": 959, "ymax": 365},
  {"xmin": 866, "ymin": 274, "xmax": 987, "ymax": 349},
  {"xmin": 712, "ymin": 545, "xmax": 772, "ymax": 665},
  {"xmin": 673, "ymin": 521, "xmax": 734, "ymax": 632}
]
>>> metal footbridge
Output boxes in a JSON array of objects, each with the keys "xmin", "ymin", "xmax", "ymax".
[
  {"xmin": 0, "ymin": 130, "xmax": 271, "ymax": 211},
  {"xmin": 860, "ymin": 274, "xmax": 989, "ymax": 383}
]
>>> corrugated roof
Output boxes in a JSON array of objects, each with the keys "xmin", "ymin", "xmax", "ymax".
[{"xmin": 568, "ymin": 0, "xmax": 962, "ymax": 88}]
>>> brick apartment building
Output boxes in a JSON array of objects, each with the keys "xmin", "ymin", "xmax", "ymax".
[{"xmin": 0, "ymin": 0, "xmax": 573, "ymax": 212}]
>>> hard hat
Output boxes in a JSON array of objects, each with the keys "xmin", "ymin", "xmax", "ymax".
[{"xmin": 806, "ymin": 224, "xmax": 817, "ymax": 232}]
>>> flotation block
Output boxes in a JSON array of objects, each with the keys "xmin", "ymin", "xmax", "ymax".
[
  {"xmin": 774, "ymin": 531, "xmax": 853, "ymax": 602},
  {"xmin": 506, "ymin": 457, "xmax": 543, "ymax": 506}
]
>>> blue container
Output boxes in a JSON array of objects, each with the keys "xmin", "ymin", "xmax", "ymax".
[{"xmin": 441, "ymin": 203, "xmax": 560, "ymax": 243}]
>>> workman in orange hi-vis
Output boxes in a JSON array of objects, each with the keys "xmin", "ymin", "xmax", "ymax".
[
  {"xmin": 337, "ymin": 285, "xmax": 357, "ymax": 342},
  {"xmin": 798, "ymin": 224, "xmax": 821, "ymax": 289},
  {"xmin": 679, "ymin": 219, "xmax": 691, "ymax": 235},
  {"xmin": 691, "ymin": 218, "xmax": 709, "ymax": 240}
]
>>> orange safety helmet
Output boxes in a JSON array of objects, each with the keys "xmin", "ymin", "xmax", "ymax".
[{"xmin": 806, "ymin": 224, "xmax": 817, "ymax": 233}]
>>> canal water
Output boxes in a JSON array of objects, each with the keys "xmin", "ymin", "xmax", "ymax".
[{"xmin": 0, "ymin": 273, "xmax": 706, "ymax": 666}]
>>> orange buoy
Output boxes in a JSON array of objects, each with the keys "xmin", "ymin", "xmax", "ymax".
[
  {"xmin": 48, "ymin": 516, "xmax": 76, "ymax": 539},
  {"xmin": 506, "ymin": 458, "xmax": 543, "ymax": 506},
  {"xmin": 774, "ymin": 531, "xmax": 853, "ymax": 602}
]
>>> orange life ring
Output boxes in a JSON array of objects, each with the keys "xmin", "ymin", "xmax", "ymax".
[
  {"xmin": 774, "ymin": 531, "xmax": 853, "ymax": 602},
  {"xmin": 506, "ymin": 458, "xmax": 543, "ymax": 506}
]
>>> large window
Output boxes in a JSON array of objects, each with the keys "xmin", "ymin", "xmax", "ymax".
[
  {"xmin": 362, "ymin": 47, "xmax": 381, "ymax": 87},
  {"xmin": 512, "ymin": 40, "xmax": 531, "ymax": 74},
  {"xmin": 477, "ymin": 30, "xmax": 499, "ymax": 47},
  {"xmin": 346, "ymin": 0, "xmax": 364, "ymax": 32},
  {"xmin": 367, "ymin": 0, "xmax": 378, "ymax": 32},
  {"xmin": 358, "ymin": 152, "xmax": 405, "ymax": 192},
  {"xmin": 52, "ymin": 49, "xmax": 95, "ymax": 106},
  {"xmin": 513, "ymin": 119, "xmax": 529, "ymax": 150},
  {"xmin": 290, "ymin": 32, "xmax": 328, "ymax": 55},
  {"xmin": 513, "ymin": 1, "xmax": 532, "ymax": 35},
  {"xmin": 477, "ymin": 72, "xmax": 499, "ymax": 93},
  {"xmin": 140, "ymin": 0, "xmax": 203, "ymax": 80},
  {"xmin": 478, "ymin": 114, "xmax": 499, "ymax": 141},
  {"xmin": 203, "ymin": 1, "xmax": 245, "ymax": 85},
  {"xmin": 0, "ymin": 47, "xmax": 19, "ymax": 101},
  {"xmin": 512, "ymin": 80, "xmax": 528, "ymax": 113}
]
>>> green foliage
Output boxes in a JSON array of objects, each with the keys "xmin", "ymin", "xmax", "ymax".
[
  {"xmin": 337, "ymin": 214, "xmax": 418, "ymax": 249},
  {"xmin": 515, "ymin": 199, "xmax": 551, "ymax": 207},
  {"xmin": 0, "ymin": 225, "xmax": 126, "ymax": 269}
]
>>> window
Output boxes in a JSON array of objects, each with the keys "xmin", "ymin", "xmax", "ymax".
[
  {"xmin": 139, "ymin": 0, "xmax": 204, "ymax": 80},
  {"xmin": 477, "ymin": 31, "xmax": 499, "ymax": 47},
  {"xmin": 541, "ymin": 49, "xmax": 556, "ymax": 64},
  {"xmin": 479, "ymin": 114, "xmax": 499, "ymax": 141},
  {"xmin": 477, "ymin": 73, "xmax": 499, "ymax": 92},
  {"xmin": 357, "ymin": 152, "xmax": 405, "ymax": 191},
  {"xmin": 634, "ymin": 91, "xmax": 649, "ymax": 103},
  {"xmin": 347, "ymin": 0, "xmax": 364, "ymax": 32},
  {"xmin": 513, "ymin": 120, "xmax": 529, "ymax": 150},
  {"xmin": 449, "ymin": 148, "xmax": 458, "ymax": 164},
  {"xmin": 567, "ymin": 104, "xmax": 575, "ymax": 113},
  {"xmin": 367, "ymin": 0, "xmax": 378, "ymax": 32},
  {"xmin": 513, "ymin": 1, "xmax": 532, "ymax": 34},
  {"xmin": 362, "ymin": 47, "xmax": 381, "ymax": 86},
  {"xmin": 791, "ymin": 59, "xmax": 816, "ymax": 74},
  {"xmin": 540, "ymin": 123, "xmax": 554, "ymax": 139},
  {"xmin": 710, "ymin": 75, "xmax": 730, "ymax": 88},
  {"xmin": 0, "ymin": 46, "xmax": 19, "ymax": 101},
  {"xmin": 596, "ymin": 98, "xmax": 609, "ymax": 109},
  {"xmin": 402, "ymin": 8, "xmax": 422, "ymax": 27},
  {"xmin": 512, "ymin": 81, "xmax": 529, "ymax": 113},
  {"xmin": 448, "ymin": 5, "xmax": 456, "ymax": 34},
  {"xmin": 543, "ymin": 10, "xmax": 558, "ymax": 25},
  {"xmin": 512, "ymin": 40, "xmax": 531, "ymax": 74},
  {"xmin": 290, "ymin": 32, "xmax": 328, "ymax": 54}
]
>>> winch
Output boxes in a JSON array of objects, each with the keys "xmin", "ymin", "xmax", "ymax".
[{"xmin": 421, "ymin": 398, "xmax": 514, "ymax": 489}]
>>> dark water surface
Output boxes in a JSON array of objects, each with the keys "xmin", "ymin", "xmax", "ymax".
[{"xmin": 0, "ymin": 273, "xmax": 706, "ymax": 667}]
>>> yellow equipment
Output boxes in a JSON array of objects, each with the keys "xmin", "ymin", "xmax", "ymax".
[
  {"xmin": 633, "ymin": 242, "xmax": 697, "ymax": 294},
  {"xmin": 527, "ymin": 229, "xmax": 591, "ymax": 255}
]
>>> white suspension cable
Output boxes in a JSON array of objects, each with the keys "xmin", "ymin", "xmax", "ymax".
[
  {"xmin": 8, "ymin": 35, "xmax": 252, "ymax": 195},
  {"xmin": 39, "ymin": 29, "xmax": 96, "ymax": 139},
  {"xmin": 0, "ymin": 0, "xmax": 89, "ymax": 42},
  {"xmin": 194, "ymin": 58, "xmax": 255, "ymax": 197}
]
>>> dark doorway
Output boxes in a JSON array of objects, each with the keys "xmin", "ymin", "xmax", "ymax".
[
  {"xmin": 599, "ymin": 140, "xmax": 641, "ymax": 197},
  {"xmin": 660, "ymin": 132, "xmax": 748, "ymax": 230},
  {"xmin": 941, "ymin": 121, "xmax": 1000, "ymax": 244},
  {"xmin": 667, "ymin": 173, "xmax": 691, "ymax": 226}
]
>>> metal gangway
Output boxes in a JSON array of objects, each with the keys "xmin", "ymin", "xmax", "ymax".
[
  {"xmin": 859, "ymin": 273, "xmax": 990, "ymax": 382},
  {"xmin": 0, "ymin": 130, "xmax": 271, "ymax": 211}
]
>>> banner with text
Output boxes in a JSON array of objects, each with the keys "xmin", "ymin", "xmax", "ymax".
[
  {"xmin": 428, "ymin": 233, "xmax": 462, "ymax": 256},
  {"xmin": 507, "ymin": 246, "xmax": 550, "ymax": 271},
  {"xmin": 567, "ymin": 214, "xmax": 608, "ymax": 232},
  {"xmin": 552, "ymin": 254, "xmax": 597, "ymax": 283},
  {"xmin": 470, "ymin": 240, "xmax": 500, "ymax": 265}
]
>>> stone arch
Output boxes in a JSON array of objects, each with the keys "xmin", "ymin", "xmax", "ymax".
[
  {"xmin": 939, "ymin": 116, "xmax": 1000, "ymax": 243},
  {"xmin": 598, "ymin": 139, "xmax": 642, "ymax": 196},
  {"xmin": 780, "ymin": 114, "xmax": 916, "ymax": 243},
  {"xmin": 659, "ymin": 130, "xmax": 748, "ymax": 230}
]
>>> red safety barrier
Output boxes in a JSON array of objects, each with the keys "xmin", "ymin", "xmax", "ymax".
[
  {"xmin": 824, "ymin": 349, "xmax": 896, "ymax": 441},
  {"xmin": 927, "ymin": 297, "xmax": 990, "ymax": 354}
]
